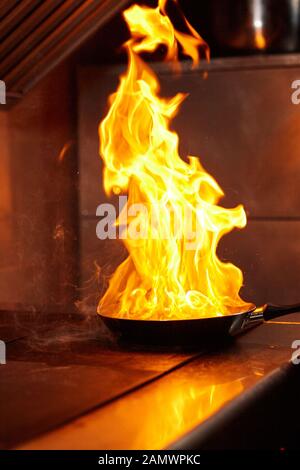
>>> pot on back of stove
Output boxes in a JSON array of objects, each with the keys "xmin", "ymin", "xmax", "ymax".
[{"xmin": 208, "ymin": 0, "xmax": 300, "ymax": 54}]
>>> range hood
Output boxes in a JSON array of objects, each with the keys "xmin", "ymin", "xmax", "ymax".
[{"xmin": 0, "ymin": 0, "xmax": 130, "ymax": 100}]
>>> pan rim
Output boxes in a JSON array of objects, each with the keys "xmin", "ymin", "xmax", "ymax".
[{"xmin": 98, "ymin": 303, "xmax": 257, "ymax": 323}]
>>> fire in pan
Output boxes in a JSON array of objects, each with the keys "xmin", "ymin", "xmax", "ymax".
[
  {"xmin": 99, "ymin": 303, "xmax": 300, "ymax": 346},
  {"xmin": 96, "ymin": 2, "xmax": 300, "ymax": 347}
]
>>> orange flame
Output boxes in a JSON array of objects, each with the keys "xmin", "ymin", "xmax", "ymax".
[
  {"xmin": 254, "ymin": 29, "xmax": 266, "ymax": 50},
  {"xmin": 98, "ymin": 0, "xmax": 251, "ymax": 320},
  {"xmin": 123, "ymin": 0, "xmax": 209, "ymax": 67}
]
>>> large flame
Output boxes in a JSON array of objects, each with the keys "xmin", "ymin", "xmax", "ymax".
[{"xmin": 98, "ymin": 0, "xmax": 251, "ymax": 320}]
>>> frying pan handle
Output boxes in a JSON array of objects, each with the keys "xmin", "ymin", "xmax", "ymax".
[{"xmin": 263, "ymin": 303, "xmax": 300, "ymax": 321}]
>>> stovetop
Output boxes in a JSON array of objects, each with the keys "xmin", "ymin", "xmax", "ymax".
[{"xmin": 1, "ymin": 309, "xmax": 300, "ymax": 449}]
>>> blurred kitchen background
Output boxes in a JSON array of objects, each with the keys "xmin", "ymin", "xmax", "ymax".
[{"xmin": 1, "ymin": 0, "xmax": 300, "ymax": 315}]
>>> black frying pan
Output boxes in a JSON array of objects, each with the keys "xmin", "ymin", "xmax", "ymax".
[{"xmin": 99, "ymin": 303, "xmax": 300, "ymax": 346}]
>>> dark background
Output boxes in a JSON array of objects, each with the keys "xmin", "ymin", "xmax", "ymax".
[{"xmin": 0, "ymin": 0, "xmax": 300, "ymax": 314}]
